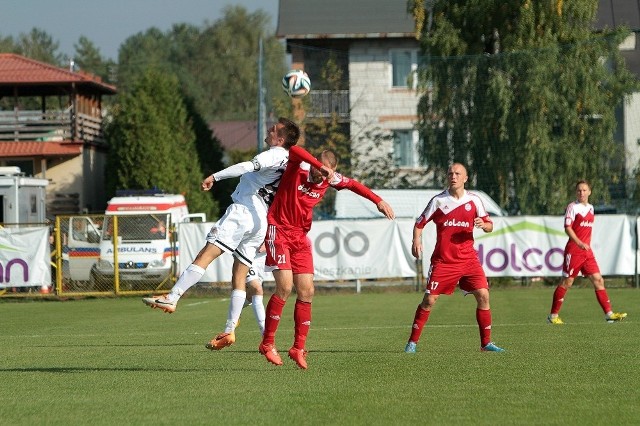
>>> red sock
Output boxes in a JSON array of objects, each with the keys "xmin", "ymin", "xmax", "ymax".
[
  {"xmin": 595, "ymin": 289, "xmax": 612, "ymax": 314},
  {"xmin": 476, "ymin": 308, "xmax": 492, "ymax": 348},
  {"xmin": 262, "ymin": 294, "xmax": 286, "ymax": 346},
  {"xmin": 408, "ymin": 306, "xmax": 430, "ymax": 343},
  {"xmin": 293, "ymin": 299, "xmax": 312, "ymax": 350},
  {"xmin": 550, "ymin": 286, "xmax": 567, "ymax": 315}
]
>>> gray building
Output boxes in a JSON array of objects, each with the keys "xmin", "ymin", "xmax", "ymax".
[{"xmin": 277, "ymin": 0, "xmax": 640, "ymax": 204}]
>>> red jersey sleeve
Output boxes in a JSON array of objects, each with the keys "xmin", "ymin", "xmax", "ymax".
[
  {"xmin": 331, "ymin": 174, "xmax": 382, "ymax": 204},
  {"xmin": 288, "ymin": 146, "xmax": 324, "ymax": 169}
]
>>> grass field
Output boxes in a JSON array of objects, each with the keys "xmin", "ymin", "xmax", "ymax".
[{"xmin": 1, "ymin": 287, "xmax": 638, "ymax": 425}]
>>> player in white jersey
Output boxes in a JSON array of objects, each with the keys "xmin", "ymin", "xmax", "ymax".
[
  {"xmin": 240, "ymin": 249, "xmax": 267, "ymax": 335},
  {"xmin": 404, "ymin": 163, "xmax": 505, "ymax": 354},
  {"xmin": 142, "ymin": 118, "xmax": 300, "ymax": 348}
]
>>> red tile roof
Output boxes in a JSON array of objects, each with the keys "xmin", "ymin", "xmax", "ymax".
[
  {"xmin": 211, "ymin": 121, "xmax": 260, "ymax": 152},
  {"xmin": 0, "ymin": 53, "xmax": 116, "ymax": 94},
  {"xmin": 0, "ymin": 141, "xmax": 83, "ymax": 157}
]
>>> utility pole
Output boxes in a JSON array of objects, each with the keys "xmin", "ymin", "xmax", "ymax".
[{"xmin": 257, "ymin": 38, "xmax": 266, "ymax": 154}]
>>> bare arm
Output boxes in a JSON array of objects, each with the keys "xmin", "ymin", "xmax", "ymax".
[
  {"xmin": 339, "ymin": 179, "xmax": 395, "ymax": 220},
  {"xmin": 565, "ymin": 226, "xmax": 589, "ymax": 250},
  {"xmin": 376, "ymin": 200, "xmax": 395, "ymax": 220},
  {"xmin": 201, "ymin": 175, "xmax": 215, "ymax": 191},
  {"xmin": 474, "ymin": 217, "xmax": 493, "ymax": 233},
  {"xmin": 411, "ymin": 225, "xmax": 423, "ymax": 259}
]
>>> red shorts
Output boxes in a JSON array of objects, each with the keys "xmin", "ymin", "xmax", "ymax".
[
  {"xmin": 562, "ymin": 250, "xmax": 600, "ymax": 278},
  {"xmin": 424, "ymin": 259, "xmax": 489, "ymax": 295},
  {"xmin": 265, "ymin": 224, "xmax": 314, "ymax": 274}
]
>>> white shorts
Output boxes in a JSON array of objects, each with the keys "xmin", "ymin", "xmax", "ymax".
[
  {"xmin": 206, "ymin": 203, "xmax": 267, "ymax": 267},
  {"xmin": 246, "ymin": 251, "xmax": 266, "ymax": 284}
]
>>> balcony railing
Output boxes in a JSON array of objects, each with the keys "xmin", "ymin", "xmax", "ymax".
[
  {"xmin": 306, "ymin": 90, "xmax": 350, "ymax": 120},
  {"xmin": 0, "ymin": 110, "xmax": 106, "ymax": 144}
]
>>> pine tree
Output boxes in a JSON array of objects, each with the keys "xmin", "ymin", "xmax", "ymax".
[
  {"xmin": 105, "ymin": 69, "xmax": 218, "ymax": 218},
  {"xmin": 73, "ymin": 36, "xmax": 116, "ymax": 84}
]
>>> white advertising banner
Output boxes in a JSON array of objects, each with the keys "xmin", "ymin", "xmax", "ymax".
[
  {"xmin": 179, "ymin": 222, "xmax": 236, "ymax": 283},
  {"xmin": 0, "ymin": 226, "xmax": 51, "ymax": 287},
  {"xmin": 308, "ymin": 219, "xmax": 416, "ymax": 280},
  {"xmin": 179, "ymin": 215, "xmax": 636, "ymax": 283},
  {"xmin": 178, "ymin": 219, "xmax": 417, "ymax": 283},
  {"xmin": 421, "ymin": 215, "xmax": 636, "ymax": 277}
]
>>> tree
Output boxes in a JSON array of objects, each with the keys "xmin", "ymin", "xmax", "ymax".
[
  {"xmin": 73, "ymin": 36, "xmax": 116, "ymax": 84},
  {"xmin": 17, "ymin": 28, "xmax": 65, "ymax": 66},
  {"xmin": 116, "ymin": 6, "xmax": 287, "ymax": 122},
  {"xmin": 303, "ymin": 55, "xmax": 351, "ymax": 170},
  {"xmin": 0, "ymin": 35, "xmax": 17, "ymax": 53},
  {"xmin": 188, "ymin": 5, "xmax": 287, "ymax": 121},
  {"xmin": 410, "ymin": 0, "xmax": 638, "ymax": 214},
  {"xmin": 182, "ymin": 96, "xmax": 233, "ymax": 215},
  {"xmin": 105, "ymin": 69, "xmax": 218, "ymax": 218},
  {"xmin": 116, "ymin": 27, "xmax": 174, "ymax": 93},
  {"xmin": 297, "ymin": 54, "xmax": 352, "ymax": 218}
]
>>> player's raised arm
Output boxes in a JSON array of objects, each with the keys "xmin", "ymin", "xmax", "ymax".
[
  {"xmin": 335, "ymin": 178, "xmax": 395, "ymax": 220},
  {"xmin": 201, "ymin": 174, "xmax": 215, "ymax": 191},
  {"xmin": 376, "ymin": 199, "xmax": 395, "ymax": 220}
]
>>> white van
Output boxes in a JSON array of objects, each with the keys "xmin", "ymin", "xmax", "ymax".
[
  {"xmin": 334, "ymin": 188, "xmax": 507, "ymax": 219},
  {"xmin": 67, "ymin": 193, "xmax": 204, "ymax": 288}
]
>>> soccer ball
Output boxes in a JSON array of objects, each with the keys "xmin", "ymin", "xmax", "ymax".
[{"xmin": 282, "ymin": 69, "xmax": 311, "ymax": 98}]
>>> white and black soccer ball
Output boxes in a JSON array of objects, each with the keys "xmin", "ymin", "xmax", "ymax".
[{"xmin": 282, "ymin": 69, "xmax": 311, "ymax": 98}]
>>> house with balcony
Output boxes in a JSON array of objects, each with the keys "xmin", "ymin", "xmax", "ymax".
[
  {"xmin": 277, "ymin": 0, "xmax": 640, "ymax": 204},
  {"xmin": 0, "ymin": 53, "xmax": 116, "ymax": 216},
  {"xmin": 277, "ymin": 0, "xmax": 434, "ymax": 187}
]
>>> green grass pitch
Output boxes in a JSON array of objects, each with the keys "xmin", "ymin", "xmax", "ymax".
[{"xmin": 1, "ymin": 287, "xmax": 638, "ymax": 425}]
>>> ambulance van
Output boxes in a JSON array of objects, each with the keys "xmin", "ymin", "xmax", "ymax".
[{"xmin": 68, "ymin": 192, "xmax": 204, "ymax": 289}]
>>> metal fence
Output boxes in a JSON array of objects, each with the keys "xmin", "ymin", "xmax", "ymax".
[
  {"xmin": 0, "ymin": 214, "xmax": 177, "ymax": 298},
  {"xmin": 55, "ymin": 214, "xmax": 177, "ymax": 296}
]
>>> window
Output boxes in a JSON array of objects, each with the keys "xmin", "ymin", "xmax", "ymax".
[
  {"xmin": 393, "ymin": 130, "xmax": 427, "ymax": 168},
  {"xmin": 390, "ymin": 49, "xmax": 423, "ymax": 88},
  {"xmin": 393, "ymin": 130, "xmax": 414, "ymax": 167}
]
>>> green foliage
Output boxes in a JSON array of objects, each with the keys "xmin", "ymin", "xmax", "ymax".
[
  {"xmin": 104, "ymin": 69, "xmax": 218, "ymax": 218},
  {"xmin": 16, "ymin": 28, "xmax": 66, "ymax": 66},
  {"xmin": 412, "ymin": 0, "xmax": 639, "ymax": 214},
  {"xmin": 304, "ymin": 55, "xmax": 351, "ymax": 170},
  {"xmin": 301, "ymin": 55, "xmax": 352, "ymax": 218},
  {"xmin": 1, "ymin": 289, "xmax": 638, "ymax": 424},
  {"xmin": 183, "ymin": 96, "xmax": 230, "ymax": 218},
  {"xmin": 116, "ymin": 6, "xmax": 288, "ymax": 122},
  {"xmin": 0, "ymin": 34, "xmax": 18, "ymax": 53},
  {"xmin": 73, "ymin": 36, "xmax": 116, "ymax": 84}
]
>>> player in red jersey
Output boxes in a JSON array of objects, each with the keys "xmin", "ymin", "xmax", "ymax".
[
  {"xmin": 404, "ymin": 163, "xmax": 505, "ymax": 353},
  {"xmin": 258, "ymin": 145, "xmax": 395, "ymax": 369},
  {"xmin": 547, "ymin": 180, "xmax": 627, "ymax": 324}
]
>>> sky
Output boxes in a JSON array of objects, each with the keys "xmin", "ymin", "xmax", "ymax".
[{"xmin": 1, "ymin": 0, "xmax": 279, "ymax": 60}]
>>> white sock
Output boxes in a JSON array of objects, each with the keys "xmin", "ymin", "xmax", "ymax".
[
  {"xmin": 224, "ymin": 289, "xmax": 247, "ymax": 333},
  {"xmin": 167, "ymin": 264, "xmax": 205, "ymax": 302},
  {"xmin": 252, "ymin": 295, "xmax": 265, "ymax": 335}
]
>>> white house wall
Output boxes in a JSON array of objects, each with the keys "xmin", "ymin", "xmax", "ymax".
[
  {"xmin": 348, "ymin": 38, "xmax": 434, "ymax": 186},
  {"xmin": 349, "ymin": 39, "xmax": 419, "ymax": 135}
]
